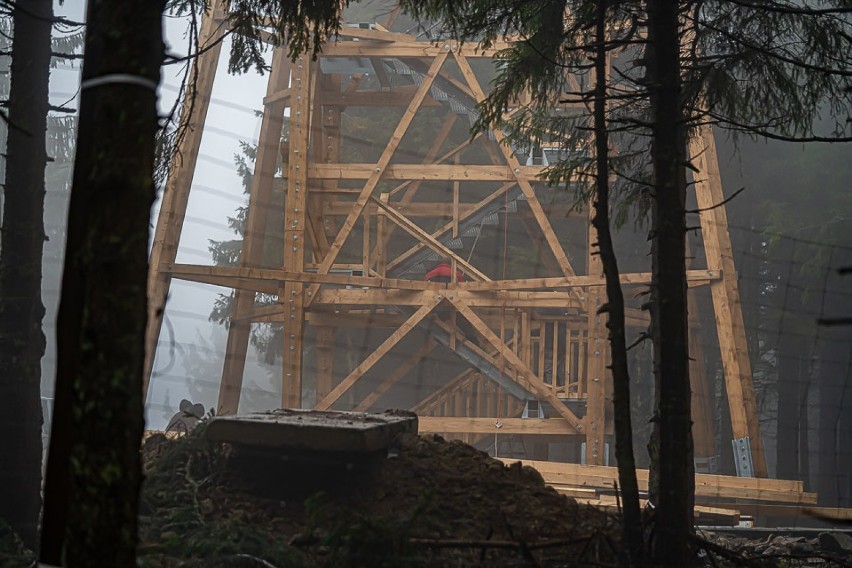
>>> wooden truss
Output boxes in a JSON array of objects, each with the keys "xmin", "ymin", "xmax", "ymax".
[{"xmin": 145, "ymin": 3, "xmax": 767, "ymax": 475}]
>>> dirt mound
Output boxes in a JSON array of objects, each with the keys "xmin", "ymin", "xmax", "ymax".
[{"xmin": 139, "ymin": 427, "xmax": 621, "ymax": 567}]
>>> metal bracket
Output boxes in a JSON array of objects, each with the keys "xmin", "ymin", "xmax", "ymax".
[
  {"xmin": 522, "ymin": 399, "xmax": 545, "ymax": 419},
  {"xmin": 732, "ymin": 437, "xmax": 754, "ymax": 478}
]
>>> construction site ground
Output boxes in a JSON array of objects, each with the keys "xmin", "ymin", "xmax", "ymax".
[{"xmin": 132, "ymin": 425, "xmax": 852, "ymax": 567}]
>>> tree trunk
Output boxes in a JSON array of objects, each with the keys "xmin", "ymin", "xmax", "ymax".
[
  {"xmin": 590, "ymin": 0, "xmax": 642, "ymax": 560},
  {"xmin": 646, "ymin": 0, "xmax": 694, "ymax": 563},
  {"xmin": 39, "ymin": 0, "xmax": 165, "ymax": 563},
  {"xmin": 0, "ymin": 0, "xmax": 52, "ymax": 551}
]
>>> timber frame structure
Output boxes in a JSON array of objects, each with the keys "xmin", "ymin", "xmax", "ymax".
[{"xmin": 144, "ymin": 2, "xmax": 767, "ymax": 476}]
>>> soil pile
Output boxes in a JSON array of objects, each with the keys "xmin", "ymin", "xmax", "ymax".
[
  {"xmin": 139, "ymin": 426, "xmax": 620, "ymax": 567},
  {"xmin": 138, "ymin": 426, "xmax": 852, "ymax": 567}
]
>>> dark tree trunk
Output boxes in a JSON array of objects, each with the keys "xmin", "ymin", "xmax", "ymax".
[
  {"xmin": 39, "ymin": 0, "xmax": 165, "ymax": 563},
  {"xmin": 646, "ymin": 0, "xmax": 694, "ymax": 563},
  {"xmin": 0, "ymin": 0, "xmax": 52, "ymax": 551},
  {"xmin": 590, "ymin": 0, "xmax": 642, "ymax": 560}
]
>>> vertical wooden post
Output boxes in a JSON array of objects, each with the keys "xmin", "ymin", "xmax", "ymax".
[
  {"xmin": 689, "ymin": 125, "xmax": 767, "ymax": 476},
  {"xmin": 281, "ymin": 54, "xmax": 312, "ymax": 409},
  {"xmin": 217, "ymin": 48, "xmax": 291, "ymax": 414},
  {"xmin": 315, "ymin": 326, "xmax": 335, "ymax": 402},
  {"xmin": 585, "ymin": 213, "xmax": 608, "ymax": 465},
  {"xmin": 689, "ymin": 325, "xmax": 716, "ymax": 464},
  {"xmin": 144, "ymin": 1, "xmax": 226, "ymax": 396}
]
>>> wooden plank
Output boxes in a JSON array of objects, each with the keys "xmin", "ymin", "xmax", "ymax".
[
  {"xmin": 501, "ymin": 459, "xmax": 814, "ymax": 504},
  {"xmin": 307, "ymin": 163, "xmax": 552, "ymax": 181},
  {"xmin": 585, "ymin": 210, "xmax": 608, "ymax": 465},
  {"xmin": 699, "ymin": 503, "xmax": 852, "ymax": 521},
  {"xmin": 218, "ymin": 47, "xmax": 291, "ymax": 414},
  {"xmin": 419, "ymin": 417, "xmax": 585, "ymax": 435},
  {"xmin": 372, "ymin": 114, "xmax": 459, "ymax": 262},
  {"xmin": 384, "ymin": 183, "xmax": 515, "ymax": 273},
  {"xmin": 305, "ymin": 51, "xmax": 449, "ymax": 307},
  {"xmin": 169, "ymin": 263, "xmax": 718, "ymax": 293},
  {"xmin": 354, "ymin": 339, "xmax": 437, "ymax": 412},
  {"xmin": 449, "ymin": 298, "xmax": 584, "ymax": 431},
  {"xmin": 689, "ymin": 124, "xmax": 767, "ymax": 476},
  {"xmin": 314, "ymin": 296, "xmax": 442, "ymax": 410},
  {"xmin": 572, "ymin": 496, "xmax": 740, "ymax": 525},
  {"xmin": 320, "ymin": 41, "xmax": 513, "ymax": 58},
  {"xmin": 144, "ymin": 1, "xmax": 227, "ymax": 396},
  {"xmin": 322, "ymin": 200, "xmax": 584, "ymax": 218},
  {"xmin": 315, "ymin": 326, "xmax": 335, "ymax": 402},
  {"xmin": 371, "ymin": 196, "xmax": 490, "ymax": 281},
  {"xmin": 333, "ymin": 26, "xmax": 416, "ymax": 43},
  {"xmin": 169, "ymin": 263, "xmax": 436, "ymax": 290},
  {"xmin": 454, "ymin": 51, "xmax": 578, "ymax": 279},
  {"xmin": 689, "ymin": 320, "xmax": 716, "ymax": 461},
  {"xmin": 313, "ymin": 288, "xmax": 584, "ymax": 308},
  {"xmin": 281, "ymin": 53, "xmax": 312, "ymax": 408},
  {"xmin": 412, "ymin": 369, "xmax": 477, "ymax": 414}
]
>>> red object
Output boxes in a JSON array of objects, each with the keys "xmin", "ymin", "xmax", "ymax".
[{"xmin": 425, "ymin": 262, "xmax": 465, "ymax": 282}]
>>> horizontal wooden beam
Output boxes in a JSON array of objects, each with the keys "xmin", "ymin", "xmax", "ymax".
[
  {"xmin": 502, "ymin": 459, "xmax": 816, "ymax": 504},
  {"xmin": 315, "ymin": 289, "xmax": 585, "ymax": 308},
  {"xmin": 308, "ymin": 163, "xmax": 553, "ymax": 182},
  {"xmin": 419, "ymin": 416, "xmax": 585, "ymax": 436},
  {"xmin": 457, "ymin": 269, "xmax": 721, "ymax": 292},
  {"xmin": 321, "ymin": 87, "xmax": 446, "ymax": 108},
  {"xmin": 320, "ymin": 41, "xmax": 512, "ymax": 58},
  {"xmin": 570, "ymin": 495, "xmax": 741, "ymax": 525},
  {"xmin": 321, "ymin": 201, "xmax": 585, "ymax": 218}
]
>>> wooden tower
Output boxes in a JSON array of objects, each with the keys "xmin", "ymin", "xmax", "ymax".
[{"xmin": 144, "ymin": 2, "xmax": 767, "ymax": 476}]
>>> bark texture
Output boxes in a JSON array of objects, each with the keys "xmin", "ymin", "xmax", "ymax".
[
  {"xmin": 0, "ymin": 0, "xmax": 52, "ymax": 550},
  {"xmin": 646, "ymin": 0, "xmax": 695, "ymax": 563},
  {"xmin": 590, "ymin": 0, "xmax": 642, "ymax": 560},
  {"xmin": 40, "ymin": 0, "xmax": 165, "ymax": 563}
]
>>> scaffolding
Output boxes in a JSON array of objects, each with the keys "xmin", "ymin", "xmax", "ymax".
[{"xmin": 144, "ymin": 1, "xmax": 766, "ymax": 476}]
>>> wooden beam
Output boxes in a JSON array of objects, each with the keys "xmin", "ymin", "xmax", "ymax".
[
  {"xmin": 168, "ymin": 263, "xmax": 718, "ymax": 295},
  {"xmin": 319, "ymin": 41, "xmax": 513, "ymax": 58},
  {"xmin": 585, "ymin": 208, "xmax": 608, "ymax": 465},
  {"xmin": 144, "ymin": 1, "xmax": 227, "ymax": 396},
  {"xmin": 218, "ymin": 47, "xmax": 291, "ymax": 415},
  {"xmin": 503, "ymin": 459, "xmax": 815, "ymax": 504},
  {"xmin": 374, "ymin": 114, "xmax": 459, "ymax": 259},
  {"xmin": 370, "ymin": 196, "xmax": 490, "ymax": 281},
  {"xmin": 314, "ymin": 288, "xmax": 584, "ymax": 308},
  {"xmin": 384, "ymin": 183, "xmax": 515, "ymax": 273},
  {"xmin": 305, "ymin": 50, "xmax": 450, "ymax": 307},
  {"xmin": 308, "ymin": 163, "xmax": 553, "ymax": 181},
  {"xmin": 454, "ymin": 51, "xmax": 579, "ymax": 280},
  {"xmin": 281, "ymin": 54, "xmax": 312, "ymax": 409},
  {"xmin": 449, "ymin": 297, "xmax": 584, "ymax": 431},
  {"xmin": 420, "ymin": 417, "xmax": 585, "ymax": 435},
  {"xmin": 314, "ymin": 296, "xmax": 442, "ymax": 410},
  {"xmin": 353, "ymin": 339, "xmax": 437, "ymax": 412},
  {"xmin": 689, "ymin": 124, "xmax": 767, "ymax": 476},
  {"xmin": 315, "ymin": 326, "xmax": 335, "ymax": 402}
]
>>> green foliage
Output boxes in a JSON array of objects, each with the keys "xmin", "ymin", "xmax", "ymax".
[{"xmin": 167, "ymin": 0, "xmax": 349, "ymax": 73}]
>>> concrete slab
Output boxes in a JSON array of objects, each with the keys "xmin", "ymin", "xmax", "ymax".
[{"xmin": 205, "ymin": 409, "xmax": 418, "ymax": 454}]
